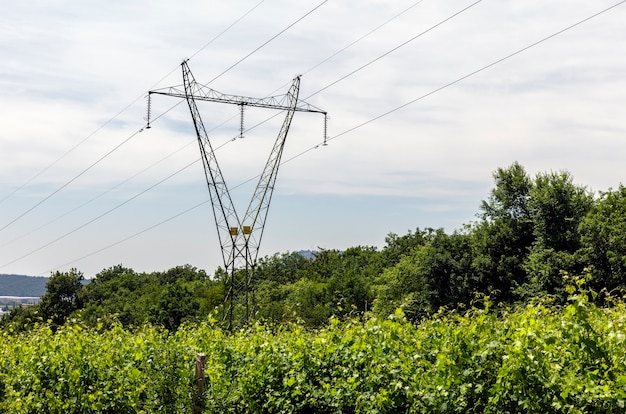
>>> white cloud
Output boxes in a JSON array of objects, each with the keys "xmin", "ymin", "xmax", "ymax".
[{"xmin": 1, "ymin": 0, "xmax": 625, "ymax": 276}]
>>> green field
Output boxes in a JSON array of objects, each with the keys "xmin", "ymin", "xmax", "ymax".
[{"xmin": 1, "ymin": 281, "xmax": 625, "ymax": 413}]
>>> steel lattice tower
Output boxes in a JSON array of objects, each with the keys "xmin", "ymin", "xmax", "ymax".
[{"xmin": 148, "ymin": 61, "xmax": 327, "ymax": 328}]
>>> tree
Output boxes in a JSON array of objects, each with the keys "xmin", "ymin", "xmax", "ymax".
[
  {"xmin": 379, "ymin": 228, "xmax": 429, "ymax": 267},
  {"xmin": 92, "ymin": 264, "xmax": 136, "ymax": 284},
  {"xmin": 325, "ymin": 246, "xmax": 381, "ymax": 316},
  {"xmin": 373, "ymin": 229, "xmax": 473, "ymax": 321},
  {"xmin": 77, "ymin": 265, "xmax": 222, "ymax": 329},
  {"xmin": 372, "ymin": 249, "xmax": 429, "ymax": 320},
  {"xmin": 156, "ymin": 264, "xmax": 209, "ymax": 285},
  {"xmin": 523, "ymin": 170, "xmax": 593, "ymax": 296},
  {"xmin": 254, "ymin": 252, "xmax": 312, "ymax": 285},
  {"xmin": 282, "ymin": 278, "xmax": 329, "ymax": 326},
  {"xmin": 39, "ymin": 268, "xmax": 84, "ymax": 328},
  {"xmin": 150, "ymin": 280, "xmax": 201, "ymax": 331},
  {"xmin": 480, "ymin": 161, "xmax": 532, "ymax": 221},
  {"xmin": 578, "ymin": 185, "xmax": 626, "ymax": 290},
  {"xmin": 472, "ymin": 162, "xmax": 534, "ymax": 302},
  {"xmin": 528, "ymin": 170, "xmax": 593, "ymax": 253},
  {"xmin": 416, "ymin": 230, "xmax": 474, "ymax": 312},
  {"xmin": 79, "ymin": 266, "xmax": 152, "ymax": 327}
]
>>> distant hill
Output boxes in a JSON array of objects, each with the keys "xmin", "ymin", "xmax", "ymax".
[
  {"xmin": 295, "ymin": 250, "xmax": 317, "ymax": 260},
  {"xmin": 0, "ymin": 274, "xmax": 49, "ymax": 297}
]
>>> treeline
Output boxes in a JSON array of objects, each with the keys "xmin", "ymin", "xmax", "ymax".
[
  {"xmin": 3, "ymin": 162, "xmax": 626, "ymax": 331},
  {"xmin": 255, "ymin": 161, "xmax": 626, "ymax": 324}
]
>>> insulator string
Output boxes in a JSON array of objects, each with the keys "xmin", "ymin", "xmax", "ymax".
[
  {"xmin": 145, "ymin": 93, "xmax": 152, "ymax": 129},
  {"xmin": 239, "ymin": 103, "xmax": 246, "ymax": 139}
]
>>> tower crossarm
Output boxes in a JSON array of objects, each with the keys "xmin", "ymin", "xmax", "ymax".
[{"xmin": 150, "ymin": 82, "xmax": 325, "ymax": 115}]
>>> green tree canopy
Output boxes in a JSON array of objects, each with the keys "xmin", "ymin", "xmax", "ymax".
[
  {"xmin": 523, "ymin": 170, "xmax": 594, "ymax": 296},
  {"xmin": 579, "ymin": 185, "xmax": 626, "ymax": 290},
  {"xmin": 39, "ymin": 268, "xmax": 84, "ymax": 328},
  {"xmin": 472, "ymin": 162, "xmax": 534, "ymax": 302}
]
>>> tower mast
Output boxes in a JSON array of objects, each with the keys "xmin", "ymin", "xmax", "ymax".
[{"xmin": 149, "ymin": 61, "xmax": 327, "ymax": 328}]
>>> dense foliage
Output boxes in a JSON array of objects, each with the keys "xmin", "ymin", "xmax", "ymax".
[
  {"xmin": 3, "ymin": 163, "xmax": 626, "ymax": 332},
  {"xmin": 2, "ymin": 163, "xmax": 626, "ymax": 411},
  {"xmin": 2, "ymin": 278, "xmax": 626, "ymax": 413}
]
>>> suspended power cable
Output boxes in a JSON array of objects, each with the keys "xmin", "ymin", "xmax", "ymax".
[
  {"xmin": 40, "ymin": 0, "xmax": 626, "ymax": 274},
  {"xmin": 0, "ymin": 98, "xmax": 181, "ymax": 234},
  {"xmin": 268, "ymin": 0, "xmax": 428, "ymax": 96},
  {"xmin": 35, "ymin": 0, "xmax": 625, "ymax": 274},
  {"xmin": 1, "ymin": 0, "xmax": 324, "ymax": 249},
  {"xmin": 319, "ymin": 0, "xmax": 626, "ymax": 146},
  {"xmin": 0, "ymin": 1, "xmax": 265, "ymax": 207},
  {"xmin": 2, "ymin": 113, "xmax": 239, "ymax": 249},
  {"xmin": 1, "ymin": 157, "xmax": 201, "ymax": 269},
  {"xmin": 227, "ymin": 0, "xmax": 477, "ymax": 141},
  {"xmin": 205, "ymin": 0, "xmax": 329, "ymax": 85},
  {"xmin": 24, "ymin": 0, "xmax": 485, "ymax": 270},
  {"xmin": 0, "ymin": 105, "xmax": 136, "ymax": 206},
  {"xmin": 0, "ymin": 127, "xmax": 143, "ymax": 233},
  {"xmin": 306, "ymin": 0, "xmax": 483, "ymax": 99},
  {"xmin": 0, "ymin": 140, "xmax": 195, "ymax": 248},
  {"xmin": 305, "ymin": 0, "xmax": 427, "ymax": 77},
  {"xmin": 1, "ymin": 118, "xmax": 253, "ymax": 269},
  {"xmin": 188, "ymin": 0, "xmax": 266, "ymax": 61},
  {"xmin": 46, "ymin": 198, "xmax": 211, "ymax": 274}
]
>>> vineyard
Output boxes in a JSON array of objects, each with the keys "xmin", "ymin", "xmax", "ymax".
[{"xmin": 1, "ymin": 280, "xmax": 626, "ymax": 413}]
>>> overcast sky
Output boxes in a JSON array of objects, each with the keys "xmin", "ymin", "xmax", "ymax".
[{"xmin": 1, "ymin": 0, "xmax": 625, "ymax": 278}]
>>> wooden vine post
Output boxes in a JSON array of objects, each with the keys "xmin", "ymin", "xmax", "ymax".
[{"xmin": 193, "ymin": 353, "xmax": 206, "ymax": 414}]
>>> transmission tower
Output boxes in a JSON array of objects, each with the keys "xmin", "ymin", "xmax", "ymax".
[{"xmin": 147, "ymin": 61, "xmax": 327, "ymax": 329}]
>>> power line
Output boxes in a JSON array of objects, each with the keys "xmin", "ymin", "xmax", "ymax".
[
  {"xmin": 205, "ymin": 0, "xmax": 329, "ymax": 85},
  {"xmin": 1, "ymin": 113, "xmax": 239, "ymax": 249},
  {"xmin": 0, "ymin": 98, "xmax": 183, "ymax": 234},
  {"xmin": 0, "ymin": 2, "xmax": 264, "ymax": 207},
  {"xmin": 197, "ymin": 0, "xmax": 476, "ymax": 146},
  {"xmin": 0, "ymin": 139, "xmax": 195, "ymax": 249},
  {"xmin": 9, "ymin": 0, "xmax": 424, "ymax": 247},
  {"xmin": 0, "ymin": 127, "xmax": 144, "ymax": 233},
  {"xmin": 47, "ymin": 199, "xmax": 212, "ymax": 274},
  {"xmin": 40, "ymin": 0, "xmax": 626, "ymax": 274},
  {"xmin": 304, "ymin": 0, "xmax": 427, "ymax": 78},
  {"xmin": 305, "ymin": 0, "xmax": 483, "ymax": 99},
  {"xmin": 22, "ymin": 0, "xmax": 489, "ymax": 270},
  {"xmin": 2, "ymin": 158, "xmax": 200, "ymax": 269},
  {"xmin": 321, "ymin": 0, "xmax": 626, "ymax": 145},
  {"xmin": 268, "ymin": 0, "xmax": 428, "ymax": 95},
  {"xmin": 0, "ymin": 0, "xmax": 317, "ymax": 233},
  {"xmin": 0, "ymin": 105, "xmax": 134, "ymax": 206},
  {"xmin": 188, "ymin": 0, "xmax": 266, "ymax": 61}
]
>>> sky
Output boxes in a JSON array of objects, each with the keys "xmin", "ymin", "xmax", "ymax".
[{"xmin": 1, "ymin": 0, "xmax": 625, "ymax": 278}]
